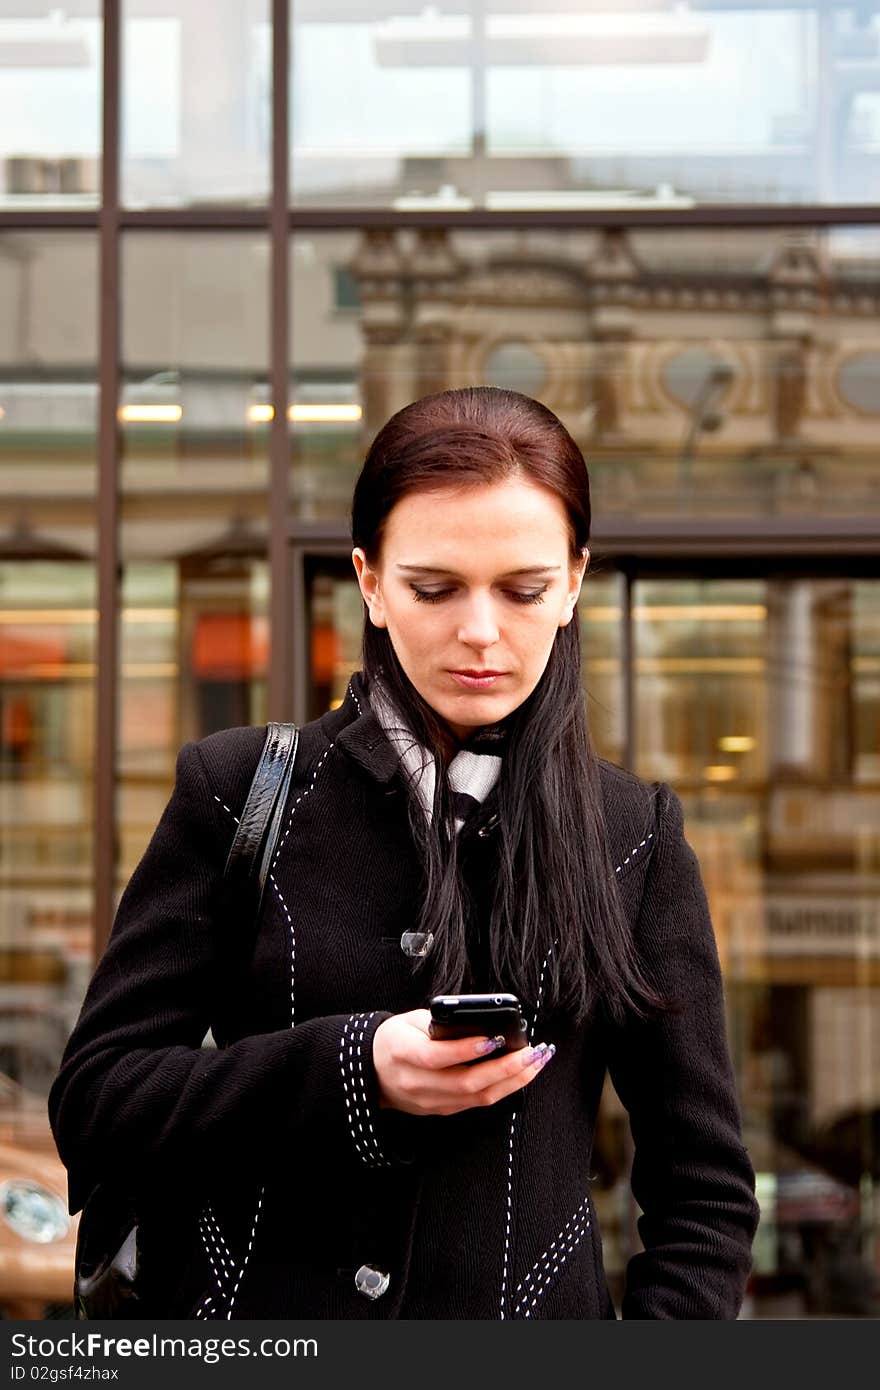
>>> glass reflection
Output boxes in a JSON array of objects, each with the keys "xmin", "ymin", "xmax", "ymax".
[
  {"xmin": 117, "ymin": 560, "xmax": 268, "ymax": 884},
  {"xmin": 0, "ymin": 232, "xmax": 98, "ymax": 1124},
  {"xmin": 634, "ymin": 575, "xmax": 880, "ymax": 1318},
  {"xmin": 122, "ymin": 0, "xmax": 270, "ymax": 208},
  {"xmin": 119, "ymin": 231, "xmax": 270, "ymax": 877},
  {"xmin": 0, "ymin": 561, "xmax": 97, "ymax": 1103},
  {"xmin": 290, "ymin": 226, "xmax": 880, "ymax": 523},
  {"xmin": 0, "ymin": 4, "xmax": 101, "ymax": 209},
  {"xmin": 290, "ymin": 2, "xmax": 880, "ymax": 208},
  {"xmin": 121, "ymin": 232, "xmax": 269, "ymax": 527},
  {"xmin": 579, "ymin": 570, "xmax": 625, "ymax": 768}
]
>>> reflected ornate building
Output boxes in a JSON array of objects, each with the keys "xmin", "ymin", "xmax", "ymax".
[{"xmin": 346, "ymin": 226, "xmax": 879, "ymax": 518}]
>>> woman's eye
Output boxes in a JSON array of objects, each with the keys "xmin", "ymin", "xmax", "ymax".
[
  {"xmin": 410, "ymin": 587, "xmax": 453, "ymax": 603},
  {"xmin": 410, "ymin": 586, "xmax": 548, "ymax": 605},
  {"xmin": 508, "ymin": 589, "xmax": 547, "ymax": 605}
]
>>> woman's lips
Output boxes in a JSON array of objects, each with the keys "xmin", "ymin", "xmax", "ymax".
[{"xmin": 449, "ymin": 671, "xmax": 506, "ymax": 690}]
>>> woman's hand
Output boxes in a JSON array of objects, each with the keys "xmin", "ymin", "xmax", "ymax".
[{"xmin": 372, "ymin": 1008, "xmax": 555, "ymax": 1116}]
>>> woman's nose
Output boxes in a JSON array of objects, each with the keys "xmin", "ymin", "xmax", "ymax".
[{"xmin": 457, "ymin": 594, "xmax": 500, "ymax": 649}]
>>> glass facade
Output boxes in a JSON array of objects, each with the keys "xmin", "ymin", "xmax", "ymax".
[
  {"xmin": 121, "ymin": 0, "xmax": 270, "ymax": 208},
  {"xmin": 119, "ymin": 230, "xmax": 270, "ymax": 874},
  {"xmin": 0, "ymin": 4, "xmax": 102, "ymax": 208},
  {"xmin": 289, "ymin": 226, "xmax": 880, "ymax": 522},
  {"xmin": 0, "ymin": 0, "xmax": 878, "ymax": 1319},
  {"xmin": 291, "ymin": 1, "xmax": 880, "ymax": 209},
  {"xmin": 0, "ymin": 233, "xmax": 99, "ymax": 1109}
]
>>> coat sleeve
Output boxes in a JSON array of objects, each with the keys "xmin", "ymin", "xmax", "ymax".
[
  {"xmin": 48, "ymin": 738, "xmax": 399, "ymax": 1215},
  {"xmin": 606, "ymin": 783, "xmax": 759, "ymax": 1319}
]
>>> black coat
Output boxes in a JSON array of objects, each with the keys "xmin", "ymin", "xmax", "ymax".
[{"xmin": 49, "ymin": 672, "xmax": 758, "ymax": 1319}]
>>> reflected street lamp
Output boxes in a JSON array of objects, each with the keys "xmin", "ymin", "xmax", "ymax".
[{"xmin": 677, "ymin": 362, "xmax": 734, "ymax": 494}]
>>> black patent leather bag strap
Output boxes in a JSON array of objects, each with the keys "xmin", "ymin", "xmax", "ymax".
[{"xmin": 222, "ymin": 720, "xmax": 299, "ymax": 919}]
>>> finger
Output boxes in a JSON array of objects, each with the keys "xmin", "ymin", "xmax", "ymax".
[
  {"xmin": 462, "ymin": 1042, "xmax": 556, "ymax": 1101},
  {"xmin": 414, "ymin": 1031, "xmax": 509, "ymax": 1070},
  {"xmin": 396, "ymin": 1044, "xmax": 556, "ymax": 1116},
  {"xmin": 422, "ymin": 1040, "xmax": 552, "ymax": 1100}
]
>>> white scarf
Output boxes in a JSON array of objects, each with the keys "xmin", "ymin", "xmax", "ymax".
[{"xmin": 369, "ymin": 678, "xmax": 503, "ymax": 835}]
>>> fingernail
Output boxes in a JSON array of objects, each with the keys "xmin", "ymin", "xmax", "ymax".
[
  {"xmin": 475, "ymin": 1034, "xmax": 505, "ymax": 1056},
  {"xmin": 528, "ymin": 1042, "xmax": 549, "ymax": 1063},
  {"xmin": 539, "ymin": 1044, "xmax": 557, "ymax": 1068}
]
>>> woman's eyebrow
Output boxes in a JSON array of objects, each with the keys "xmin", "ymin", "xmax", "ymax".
[{"xmin": 396, "ymin": 564, "xmax": 561, "ymax": 578}]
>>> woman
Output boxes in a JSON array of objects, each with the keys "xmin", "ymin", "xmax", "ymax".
[{"xmin": 49, "ymin": 387, "xmax": 759, "ymax": 1320}]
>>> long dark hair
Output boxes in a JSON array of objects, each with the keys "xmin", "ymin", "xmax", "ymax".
[{"xmin": 351, "ymin": 386, "xmax": 662, "ymax": 1025}]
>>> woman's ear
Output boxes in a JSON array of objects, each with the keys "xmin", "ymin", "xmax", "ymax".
[
  {"xmin": 351, "ymin": 548, "xmax": 387, "ymax": 628},
  {"xmin": 559, "ymin": 548, "xmax": 589, "ymax": 627}
]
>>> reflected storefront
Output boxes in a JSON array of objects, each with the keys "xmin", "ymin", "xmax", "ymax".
[{"xmin": 1, "ymin": 0, "xmax": 879, "ymax": 1320}]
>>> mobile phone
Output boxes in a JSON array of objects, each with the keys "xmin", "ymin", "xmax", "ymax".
[{"xmin": 428, "ymin": 993, "xmax": 528, "ymax": 1058}]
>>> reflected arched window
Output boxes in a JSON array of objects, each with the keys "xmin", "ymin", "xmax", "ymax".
[
  {"xmin": 662, "ymin": 347, "xmax": 733, "ymax": 410},
  {"xmin": 837, "ymin": 353, "xmax": 880, "ymax": 415},
  {"xmin": 483, "ymin": 341, "xmax": 547, "ymax": 396}
]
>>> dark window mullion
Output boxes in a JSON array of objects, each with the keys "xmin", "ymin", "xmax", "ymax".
[
  {"xmin": 269, "ymin": 0, "xmax": 291, "ymax": 721},
  {"xmin": 95, "ymin": 0, "xmax": 121, "ymax": 958}
]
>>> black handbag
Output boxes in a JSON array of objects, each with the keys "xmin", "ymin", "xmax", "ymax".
[{"xmin": 73, "ymin": 720, "xmax": 300, "ymax": 1319}]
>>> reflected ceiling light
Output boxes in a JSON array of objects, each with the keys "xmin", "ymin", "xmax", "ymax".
[
  {"xmin": 121, "ymin": 609, "xmax": 178, "ymax": 624},
  {"xmin": 718, "ymin": 736, "xmax": 756, "ymax": 753},
  {"xmin": 581, "ymin": 605, "xmax": 622, "ymax": 622},
  {"xmin": 118, "ymin": 404, "xmax": 183, "ymax": 423},
  {"xmin": 0, "ymin": 609, "xmax": 97, "ymax": 624},
  {"xmin": 704, "ymin": 765, "xmax": 738, "ymax": 782},
  {"xmin": 637, "ymin": 657, "xmax": 764, "ymax": 673},
  {"xmin": 248, "ymin": 404, "xmax": 363, "ymax": 423},
  {"xmin": 20, "ymin": 663, "xmax": 95, "ymax": 679},
  {"xmin": 289, "ymin": 404, "xmax": 362, "ymax": 423},
  {"xmin": 120, "ymin": 663, "xmax": 179, "ymax": 679}
]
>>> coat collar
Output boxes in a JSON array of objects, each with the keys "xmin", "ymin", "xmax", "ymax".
[{"xmin": 322, "ymin": 670, "xmax": 401, "ymax": 784}]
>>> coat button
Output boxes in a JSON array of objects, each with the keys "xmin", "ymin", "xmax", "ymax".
[
  {"xmin": 355, "ymin": 1264, "xmax": 391, "ymax": 1300},
  {"xmin": 400, "ymin": 931, "xmax": 433, "ymax": 958}
]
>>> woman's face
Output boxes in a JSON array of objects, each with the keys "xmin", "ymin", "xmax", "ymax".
[{"xmin": 352, "ymin": 475, "xmax": 588, "ymax": 739}]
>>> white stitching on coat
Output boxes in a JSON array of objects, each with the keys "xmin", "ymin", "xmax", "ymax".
[
  {"xmin": 272, "ymin": 742, "xmax": 335, "ymax": 867},
  {"xmin": 500, "ymin": 940, "xmax": 556, "ymax": 1319},
  {"xmin": 352, "ymin": 1012, "xmax": 389, "ymax": 1165},
  {"xmin": 513, "ymin": 1196, "xmax": 591, "ymax": 1318},
  {"xmin": 226, "ymin": 1187, "xmax": 265, "ymax": 1320},
  {"xmin": 199, "ymin": 1211, "xmax": 231, "ymax": 1303},
  {"xmin": 216, "ymin": 737, "xmax": 336, "ymax": 1032},
  {"xmin": 614, "ymin": 832, "xmax": 653, "ymax": 876},
  {"xmin": 498, "ymin": 1111, "xmax": 519, "ymax": 1319},
  {"xmin": 261, "ymin": 740, "xmax": 337, "ymax": 1028},
  {"xmin": 529, "ymin": 942, "xmax": 556, "ymax": 1042},
  {"xmin": 202, "ymin": 1207, "xmax": 233, "ymax": 1268},
  {"xmin": 212, "ymin": 794, "xmax": 240, "ymax": 823},
  {"xmin": 195, "ymin": 1293, "xmax": 215, "ymax": 1319},
  {"xmin": 340, "ymin": 1012, "xmax": 392, "ymax": 1168},
  {"xmin": 347, "ymin": 680, "xmax": 362, "ymax": 715},
  {"xmin": 269, "ymin": 872, "xmax": 296, "ymax": 1028}
]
